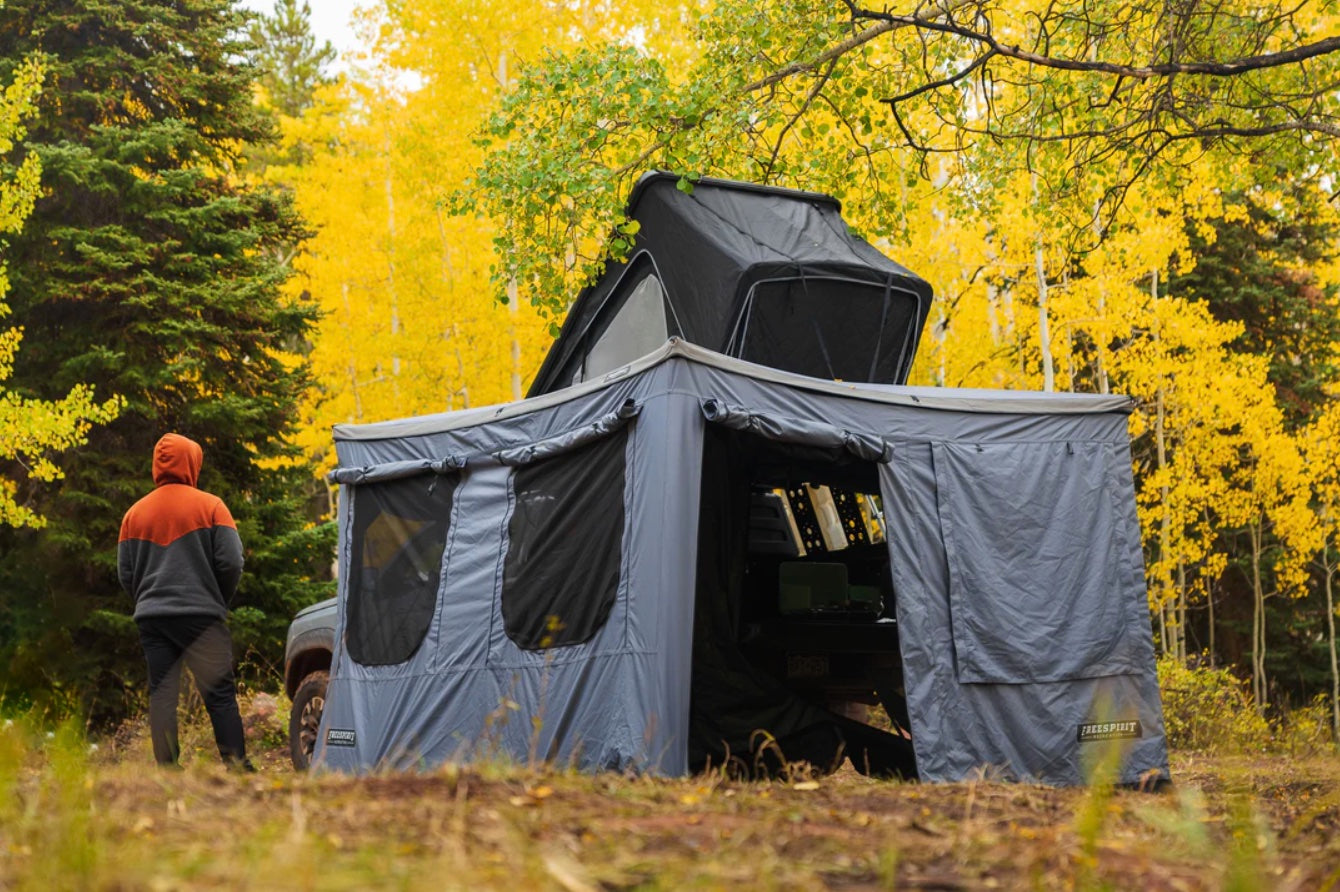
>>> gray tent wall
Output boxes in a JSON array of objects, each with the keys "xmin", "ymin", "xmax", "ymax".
[
  {"xmin": 315, "ymin": 341, "xmax": 1169, "ymax": 785},
  {"xmin": 316, "ymin": 369, "xmax": 702, "ymax": 773}
]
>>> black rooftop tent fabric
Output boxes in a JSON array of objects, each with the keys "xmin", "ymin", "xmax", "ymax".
[{"xmin": 528, "ymin": 173, "xmax": 934, "ymax": 396}]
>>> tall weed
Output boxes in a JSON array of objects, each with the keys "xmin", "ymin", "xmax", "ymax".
[{"xmin": 0, "ymin": 712, "xmax": 102, "ymax": 890}]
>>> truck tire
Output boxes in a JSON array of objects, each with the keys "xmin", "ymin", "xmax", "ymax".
[{"xmin": 289, "ymin": 670, "xmax": 329, "ymax": 771}]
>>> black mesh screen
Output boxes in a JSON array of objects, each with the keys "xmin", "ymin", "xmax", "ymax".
[
  {"xmin": 502, "ymin": 429, "xmax": 628, "ymax": 650},
  {"xmin": 347, "ymin": 473, "xmax": 456, "ymax": 666},
  {"xmin": 737, "ymin": 278, "xmax": 920, "ymax": 384}
]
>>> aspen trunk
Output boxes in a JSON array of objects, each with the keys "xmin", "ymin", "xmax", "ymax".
[
  {"xmin": 1094, "ymin": 305, "xmax": 1110, "ymax": 394},
  {"xmin": 934, "ymin": 303, "xmax": 947, "ymax": 387},
  {"xmin": 986, "ymin": 282, "xmax": 1001, "ymax": 346},
  {"xmin": 1207, "ymin": 579, "xmax": 1216, "ymax": 668},
  {"xmin": 1176, "ymin": 559, "xmax": 1188, "ymax": 662},
  {"xmin": 1151, "ymin": 269, "xmax": 1176, "ymax": 660},
  {"xmin": 1091, "ymin": 201, "xmax": 1109, "ymax": 394},
  {"xmin": 1034, "ymin": 242, "xmax": 1054, "ymax": 392},
  {"xmin": 342, "ymin": 281, "xmax": 362, "ymax": 422},
  {"xmin": 1249, "ymin": 520, "xmax": 1267, "ymax": 712},
  {"xmin": 1032, "ymin": 174, "xmax": 1054, "ymax": 391},
  {"xmin": 385, "ymin": 161, "xmax": 401, "ymax": 385},
  {"xmin": 498, "ymin": 49, "xmax": 523, "ymax": 401},
  {"xmin": 507, "ymin": 278, "xmax": 522, "ymax": 401},
  {"xmin": 1325, "ymin": 550, "xmax": 1339, "ymax": 744},
  {"xmin": 1159, "ymin": 600, "xmax": 1170, "ymax": 657},
  {"xmin": 435, "ymin": 207, "xmax": 469, "ymax": 411}
]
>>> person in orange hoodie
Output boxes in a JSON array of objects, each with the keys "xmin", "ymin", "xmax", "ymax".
[{"xmin": 118, "ymin": 433, "xmax": 252, "ymax": 769}]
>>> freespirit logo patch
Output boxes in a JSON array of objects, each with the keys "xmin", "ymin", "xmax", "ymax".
[
  {"xmin": 1077, "ymin": 720, "xmax": 1143, "ymax": 742},
  {"xmin": 326, "ymin": 728, "xmax": 357, "ymax": 747}
]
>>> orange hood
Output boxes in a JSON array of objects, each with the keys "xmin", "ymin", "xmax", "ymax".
[{"xmin": 152, "ymin": 433, "xmax": 203, "ymax": 487}]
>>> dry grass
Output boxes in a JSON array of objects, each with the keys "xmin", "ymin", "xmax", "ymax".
[{"xmin": 2, "ymin": 702, "xmax": 1338, "ymax": 891}]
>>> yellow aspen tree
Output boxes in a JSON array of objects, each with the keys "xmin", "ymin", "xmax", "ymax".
[
  {"xmin": 0, "ymin": 58, "xmax": 121, "ymax": 528},
  {"xmin": 301, "ymin": 1, "xmax": 1339, "ymax": 703},
  {"xmin": 283, "ymin": 1, "xmax": 698, "ymax": 471},
  {"xmin": 1230, "ymin": 416, "xmax": 1318, "ymax": 711},
  {"xmin": 1303, "ymin": 401, "xmax": 1340, "ymax": 741}
]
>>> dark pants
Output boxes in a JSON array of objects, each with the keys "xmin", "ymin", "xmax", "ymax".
[{"xmin": 137, "ymin": 614, "xmax": 247, "ymax": 766}]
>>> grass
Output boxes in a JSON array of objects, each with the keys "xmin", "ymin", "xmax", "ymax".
[{"xmin": 1, "ymin": 704, "xmax": 1338, "ymax": 891}]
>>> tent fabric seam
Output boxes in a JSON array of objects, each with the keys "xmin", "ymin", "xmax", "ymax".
[
  {"xmin": 324, "ymin": 647, "xmax": 662, "ymax": 682},
  {"xmin": 333, "ymin": 342, "xmax": 1136, "ymax": 443}
]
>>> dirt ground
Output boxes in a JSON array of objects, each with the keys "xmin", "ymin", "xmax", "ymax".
[{"xmin": 52, "ymin": 705, "xmax": 1340, "ymax": 892}]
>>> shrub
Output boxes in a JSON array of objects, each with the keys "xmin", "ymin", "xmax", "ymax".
[
  {"xmin": 1273, "ymin": 694, "xmax": 1337, "ymax": 756},
  {"xmin": 1157, "ymin": 655, "xmax": 1273, "ymax": 753}
]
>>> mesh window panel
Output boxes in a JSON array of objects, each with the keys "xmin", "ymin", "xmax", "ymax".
[
  {"xmin": 347, "ymin": 473, "xmax": 456, "ymax": 666},
  {"xmin": 739, "ymin": 279, "xmax": 919, "ymax": 383},
  {"xmin": 502, "ymin": 429, "xmax": 628, "ymax": 650}
]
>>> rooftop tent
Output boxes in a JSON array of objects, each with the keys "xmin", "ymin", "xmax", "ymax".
[
  {"xmin": 527, "ymin": 173, "xmax": 934, "ymax": 396},
  {"xmin": 317, "ymin": 342, "xmax": 1170, "ymax": 786}
]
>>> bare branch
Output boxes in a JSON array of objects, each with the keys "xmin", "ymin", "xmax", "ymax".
[
  {"xmin": 746, "ymin": 0, "xmax": 979, "ymax": 93},
  {"xmin": 883, "ymin": 49, "xmax": 997, "ymax": 106},
  {"xmin": 850, "ymin": 4, "xmax": 1340, "ymax": 80}
]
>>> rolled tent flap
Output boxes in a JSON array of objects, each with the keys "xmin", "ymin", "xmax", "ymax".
[
  {"xmin": 328, "ymin": 455, "xmax": 466, "ymax": 485},
  {"xmin": 327, "ymin": 400, "xmax": 642, "ymax": 485},
  {"xmin": 492, "ymin": 399, "xmax": 641, "ymax": 466},
  {"xmin": 700, "ymin": 398, "xmax": 893, "ymax": 463}
]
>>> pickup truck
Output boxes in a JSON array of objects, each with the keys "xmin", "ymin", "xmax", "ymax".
[{"xmin": 283, "ymin": 597, "xmax": 336, "ymax": 770}]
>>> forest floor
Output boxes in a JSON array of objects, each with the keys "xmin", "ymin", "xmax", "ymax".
[{"xmin": 3, "ymin": 700, "xmax": 1339, "ymax": 891}]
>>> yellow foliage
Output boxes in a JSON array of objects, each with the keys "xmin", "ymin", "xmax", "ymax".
[
  {"xmin": 0, "ymin": 57, "xmax": 123, "ymax": 528},
  {"xmin": 273, "ymin": 1, "xmax": 694, "ymax": 471},
  {"xmin": 282, "ymin": 0, "xmax": 1340, "ymax": 646}
]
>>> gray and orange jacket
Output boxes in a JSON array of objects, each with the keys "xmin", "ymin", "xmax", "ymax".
[{"xmin": 118, "ymin": 434, "xmax": 244, "ymax": 620}]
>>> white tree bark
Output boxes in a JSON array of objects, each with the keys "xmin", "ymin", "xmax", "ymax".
[
  {"xmin": 1034, "ymin": 242, "xmax": 1054, "ymax": 392},
  {"xmin": 1152, "ymin": 269, "xmax": 1175, "ymax": 659},
  {"xmin": 1249, "ymin": 520, "xmax": 1268, "ymax": 712},
  {"xmin": 1324, "ymin": 549, "xmax": 1339, "ymax": 745}
]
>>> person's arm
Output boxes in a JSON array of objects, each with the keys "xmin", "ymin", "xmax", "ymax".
[
  {"xmin": 116, "ymin": 514, "xmax": 136, "ymax": 596},
  {"xmin": 212, "ymin": 500, "xmax": 245, "ymax": 603}
]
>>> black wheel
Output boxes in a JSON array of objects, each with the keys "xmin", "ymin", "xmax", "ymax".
[{"xmin": 289, "ymin": 670, "xmax": 328, "ymax": 771}]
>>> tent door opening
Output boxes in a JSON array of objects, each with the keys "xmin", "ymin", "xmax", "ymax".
[{"xmin": 689, "ymin": 424, "xmax": 916, "ymax": 779}]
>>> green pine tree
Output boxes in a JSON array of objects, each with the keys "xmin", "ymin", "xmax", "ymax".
[
  {"xmin": 248, "ymin": 0, "xmax": 336, "ymax": 119},
  {"xmin": 1171, "ymin": 186, "xmax": 1340, "ymax": 430},
  {"xmin": 0, "ymin": 0, "xmax": 334, "ymax": 721}
]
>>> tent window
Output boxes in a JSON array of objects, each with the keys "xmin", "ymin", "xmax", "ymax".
[
  {"xmin": 346, "ymin": 473, "xmax": 456, "ymax": 666},
  {"xmin": 502, "ymin": 428, "xmax": 628, "ymax": 650},
  {"xmin": 736, "ymin": 278, "xmax": 919, "ymax": 384},
  {"xmin": 578, "ymin": 272, "xmax": 668, "ymax": 383}
]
